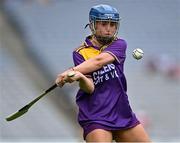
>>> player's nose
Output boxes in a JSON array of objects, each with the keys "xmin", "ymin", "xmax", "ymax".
[{"xmin": 106, "ymin": 24, "xmax": 111, "ymax": 31}]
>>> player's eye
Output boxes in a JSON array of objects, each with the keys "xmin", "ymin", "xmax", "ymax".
[
  {"xmin": 101, "ymin": 21, "xmax": 109, "ymax": 26},
  {"xmin": 110, "ymin": 22, "xmax": 117, "ymax": 27}
]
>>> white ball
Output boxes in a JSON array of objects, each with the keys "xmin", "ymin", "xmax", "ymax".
[{"xmin": 132, "ymin": 48, "xmax": 144, "ymax": 60}]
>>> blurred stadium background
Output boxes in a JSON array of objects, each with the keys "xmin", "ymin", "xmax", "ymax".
[{"xmin": 0, "ymin": 0, "xmax": 179, "ymax": 142}]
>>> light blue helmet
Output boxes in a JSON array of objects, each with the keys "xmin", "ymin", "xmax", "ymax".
[
  {"xmin": 88, "ymin": 4, "xmax": 120, "ymax": 44},
  {"xmin": 89, "ymin": 4, "xmax": 120, "ymax": 22}
]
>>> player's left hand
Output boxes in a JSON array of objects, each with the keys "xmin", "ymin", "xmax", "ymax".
[{"xmin": 63, "ymin": 71, "xmax": 82, "ymax": 83}]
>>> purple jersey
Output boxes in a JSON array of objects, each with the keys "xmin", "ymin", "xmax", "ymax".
[{"xmin": 73, "ymin": 36, "xmax": 139, "ymax": 132}]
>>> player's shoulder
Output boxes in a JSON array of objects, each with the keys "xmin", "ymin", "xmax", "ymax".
[
  {"xmin": 74, "ymin": 43, "xmax": 86, "ymax": 52},
  {"xmin": 113, "ymin": 37, "xmax": 127, "ymax": 48},
  {"xmin": 74, "ymin": 35, "xmax": 93, "ymax": 53},
  {"xmin": 73, "ymin": 41, "xmax": 90, "ymax": 53},
  {"xmin": 115, "ymin": 37, "xmax": 127, "ymax": 44}
]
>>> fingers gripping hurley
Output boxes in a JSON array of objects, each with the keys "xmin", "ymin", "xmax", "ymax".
[{"xmin": 6, "ymin": 84, "xmax": 57, "ymax": 121}]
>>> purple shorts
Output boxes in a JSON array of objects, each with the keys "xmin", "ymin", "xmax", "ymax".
[{"xmin": 82, "ymin": 121, "xmax": 140, "ymax": 140}]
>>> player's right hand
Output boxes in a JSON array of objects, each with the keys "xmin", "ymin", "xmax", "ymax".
[{"xmin": 55, "ymin": 70, "xmax": 70, "ymax": 87}]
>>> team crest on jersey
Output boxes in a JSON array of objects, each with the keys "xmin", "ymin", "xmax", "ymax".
[{"xmin": 92, "ymin": 63, "xmax": 119, "ymax": 85}]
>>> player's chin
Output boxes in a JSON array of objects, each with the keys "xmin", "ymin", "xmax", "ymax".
[{"xmin": 96, "ymin": 35, "xmax": 114, "ymax": 45}]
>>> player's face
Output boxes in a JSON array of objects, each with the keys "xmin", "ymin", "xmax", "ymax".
[{"xmin": 95, "ymin": 21, "xmax": 117, "ymax": 37}]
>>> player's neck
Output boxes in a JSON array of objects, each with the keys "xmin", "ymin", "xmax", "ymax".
[{"xmin": 91, "ymin": 36, "xmax": 103, "ymax": 48}]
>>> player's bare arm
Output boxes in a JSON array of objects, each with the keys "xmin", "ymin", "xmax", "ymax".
[
  {"xmin": 55, "ymin": 52, "xmax": 115, "ymax": 86},
  {"xmin": 74, "ymin": 52, "xmax": 115, "ymax": 74},
  {"xmin": 78, "ymin": 76, "xmax": 94, "ymax": 94}
]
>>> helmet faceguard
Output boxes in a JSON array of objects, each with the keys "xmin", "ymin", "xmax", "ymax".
[{"xmin": 89, "ymin": 4, "xmax": 120, "ymax": 45}]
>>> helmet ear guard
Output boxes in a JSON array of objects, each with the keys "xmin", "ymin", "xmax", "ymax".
[
  {"xmin": 89, "ymin": 20, "xmax": 96, "ymax": 35},
  {"xmin": 84, "ymin": 21, "xmax": 95, "ymax": 35}
]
